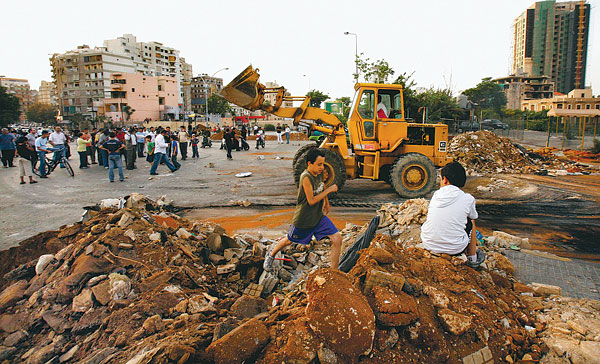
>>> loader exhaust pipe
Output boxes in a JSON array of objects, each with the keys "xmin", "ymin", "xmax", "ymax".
[{"xmin": 219, "ymin": 65, "xmax": 264, "ymax": 111}]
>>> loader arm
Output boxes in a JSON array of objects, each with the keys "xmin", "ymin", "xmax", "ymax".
[{"xmin": 220, "ymin": 65, "xmax": 345, "ymax": 138}]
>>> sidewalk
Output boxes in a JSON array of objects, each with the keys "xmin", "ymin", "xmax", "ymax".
[{"xmin": 504, "ymin": 249, "xmax": 600, "ymax": 300}]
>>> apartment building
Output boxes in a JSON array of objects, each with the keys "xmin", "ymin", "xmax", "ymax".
[
  {"xmin": 50, "ymin": 45, "xmax": 136, "ymax": 118},
  {"xmin": 493, "ymin": 74, "xmax": 554, "ymax": 109},
  {"xmin": 38, "ymin": 81, "xmax": 58, "ymax": 105},
  {"xmin": 521, "ymin": 88, "xmax": 600, "ymax": 112},
  {"xmin": 104, "ymin": 34, "xmax": 192, "ymax": 112},
  {"xmin": 512, "ymin": 0, "xmax": 590, "ymax": 94},
  {"xmin": 0, "ymin": 77, "xmax": 33, "ymax": 121},
  {"xmin": 190, "ymin": 75, "xmax": 224, "ymax": 115},
  {"xmin": 103, "ymin": 73, "xmax": 178, "ymax": 124},
  {"xmin": 261, "ymin": 81, "xmax": 293, "ymax": 121}
]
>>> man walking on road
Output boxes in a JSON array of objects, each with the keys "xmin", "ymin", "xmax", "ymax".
[
  {"xmin": 178, "ymin": 126, "xmax": 189, "ymax": 160},
  {"xmin": 124, "ymin": 127, "xmax": 137, "ymax": 170},
  {"xmin": 150, "ymin": 129, "xmax": 178, "ymax": 175},
  {"xmin": 98, "ymin": 132, "xmax": 125, "ymax": 182}
]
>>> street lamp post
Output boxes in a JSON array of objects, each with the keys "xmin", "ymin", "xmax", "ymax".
[
  {"xmin": 202, "ymin": 67, "xmax": 229, "ymax": 126},
  {"xmin": 344, "ymin": 32, "xmax": 358, "ymax": 81},
  {"xmin": 302, "ymin": 74, "xmax": 311, "ymax": 93}
]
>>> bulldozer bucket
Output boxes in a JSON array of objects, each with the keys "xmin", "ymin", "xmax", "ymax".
[{"xmin": 220, "ymin": 65, "xmax": 263, "ymax": 111}]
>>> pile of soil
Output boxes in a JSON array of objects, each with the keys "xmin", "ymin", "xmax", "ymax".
[
  {"xmin": 0, "ymin": 195, "xmax": 593, "ymax": 363},
  {"xmin": 449, "ymin": 131, "xmax": 591, "ymax": 175}
]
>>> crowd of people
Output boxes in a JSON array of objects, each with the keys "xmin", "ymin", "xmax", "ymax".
[{"xmin": 1, "ymin": 122, "xmax": 289, "ymax": 184}]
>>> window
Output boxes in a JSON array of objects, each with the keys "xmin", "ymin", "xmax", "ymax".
[
  {"xmin": 158, "ymin": 85, "xmax": 162, "ymax": 91},
  {"xmin": 576, "ymin": 104, "xmax": 581, "ymax": 109},
  {"xmin": 586, "ymin": 104, "xmax": 590, "ymax": 109},
  {"xmin": 358, "ymin": 90, "xmax": 374, "ymax": 119},
  {"xmin": 132, "ymin": 88, "xmax": 135, "ymax": 92}
]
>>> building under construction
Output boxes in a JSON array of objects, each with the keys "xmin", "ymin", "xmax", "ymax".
[{"xmin": 512, "ymin": 0, "xmax": 590, "ymax": 94}]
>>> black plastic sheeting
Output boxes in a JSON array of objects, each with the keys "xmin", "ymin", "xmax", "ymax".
[{"xmin": 339, "ymin": 215, "xmax": 381, "ymax": 273}]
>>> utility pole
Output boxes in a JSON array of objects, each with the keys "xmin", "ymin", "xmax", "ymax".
[{"xmin": 344, "ymin": 32, "xmax": 358, "ymax": 82}]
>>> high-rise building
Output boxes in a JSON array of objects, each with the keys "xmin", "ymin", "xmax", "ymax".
[
  {"xmin": 493, "ymin": 74, "xmax": 554, "ymax": 109},
  {"xmin": 190, "ymin": 75, "xmax": 224, "ymax": 115},
  {"xmin": 0, "ymin": 77, "xmax": 33, "ymax": 121},
  {"xmin": 104, "ymin": 34, "xmax": 192, "ymax": 112},
  {"xmin": 50, "ymin": 45, "xmax": 136, "ymax": 118},
  {"xmin": 38, "ymin": 81, "xmax": 58, "ymax": 105},
  {"xmin": 512, "ymin": 0, "xmax": 590, "ymax": 94}
]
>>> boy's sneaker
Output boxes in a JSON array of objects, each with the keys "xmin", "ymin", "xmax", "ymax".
[
  {"xmin": 263, "ymin": 245, "xmax": 275, "ymax": 272},
  {"xmin": 466, "ymin": 249, "xmax": 486, "ymax": 268}
]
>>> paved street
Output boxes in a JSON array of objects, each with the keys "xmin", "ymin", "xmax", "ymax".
[{"xmin": 0, "ymin": 139, "xmax": 308, "ymax": 250}]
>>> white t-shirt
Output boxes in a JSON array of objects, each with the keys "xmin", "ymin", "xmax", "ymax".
[
  {"xmin": 420, "ymin": 185, "xmax": 478, "ymax": 255},
  {"xmin": 154, "ymin": 134, "xmax": 168, "ymax": 154},
  {"xmin": 49, "ymin": 131, "xmax": 66, "ymax": 145},
  {"xmin": 147, "ymin": 132, "xmax": 156, "ymax": 142}
]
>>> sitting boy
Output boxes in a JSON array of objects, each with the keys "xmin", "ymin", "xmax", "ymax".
[
  {"xmin": 264, "ymin": 148, "xmax": 342, "ymax": 271},
  {"xmin": 420, "ymin": 161, "xmax": 485, "ymax": 267}
]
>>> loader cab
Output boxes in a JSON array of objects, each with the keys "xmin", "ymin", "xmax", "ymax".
[{"xmin": 349, "ymin": 84, "xmax": 406, "ymax": 147}]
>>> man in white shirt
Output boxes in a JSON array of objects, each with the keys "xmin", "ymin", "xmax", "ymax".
[
  {"xmin": 420, "ymin": 162, "xmax": 485, "ymax": 268},
  {"xmin": 48, "ymin": 126, "xmax": 67, "ymax": 167},
  {"xmin": 377, "ymin": 95, "xmax": 388, "ymax": 118},
  {"xmin": 136, "ymin": 128, "xmax": 147, "ymax": 157},
  {"xmin": 150, "ymin": 129, "xmax": 177, "ymax": 175}
]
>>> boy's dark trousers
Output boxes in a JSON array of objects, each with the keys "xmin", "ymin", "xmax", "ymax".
[
  {"xmin": 126, "ymin": 148, "xmax": 136, "ymax": 170},
  {"xmin": 171, "ymin": 154, "xmax": 181, "ymax": 169},
  {"xmin": 180, "ymin": 142, "xmax": 188, "ymax": 160},
  {"xmin": 192, "ymin": 145, "xmax": 199, "ymax": 158},
  {"xmin": 87, "ymin": 146, "xmax": 96, "ymax": 163}
]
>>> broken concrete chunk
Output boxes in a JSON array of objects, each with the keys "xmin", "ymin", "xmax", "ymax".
[
  {"xmin": 207, "ymin": 233, "xmax": 223, "ymax": 252},
  {"xmin": 124, "ymin": 229, "xmax": 136, "ymax": 241},
  {"xmin": 437, "ymin": 308, "xmax": 472, "ymax": 335},
  {"xmin": 230, "ymin": 295, "xmax": 268, "ymax": 319},
  {"xmin": 35, "ymin": 254, "xmax": 55, "ymax": 275},
  {"xmin": 258, "ymin": 271, "xmax": 278, "ymax": 294},
  {"xmin": 176, "ymin": 228, "xmax": 193, "ymax": 240},
  {"xmin": 118, "ymin": 212, "xmax": 135, "ymax": 228},
  {"xmin": 72, "ymin": 288, "xmax": 94, "ymax": 312},
  {"xmin": 216, "ymin": 264, "xmax": 236, "ymax": 275},
  {"xmin": 531, "ymin": 282, "xmax": 561, "ymax": 297},
  {"xmin": 364, "ymin": 269, "xmax": 405, "ymax": 294}
]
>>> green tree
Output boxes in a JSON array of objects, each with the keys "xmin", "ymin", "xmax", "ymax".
[
  {"xmin": 0, "ymin": 86, "xmax": 20, "ymax": 127},
  {"xmin": 355, "ymin": 53, "xmax": 395, "ymax": 83},
  {"xmin": 416, "ymin": 88, "xmax": 463, "ymax": 122},
  {"xmin": 393, "ymin": 71, "xmax": 419, "ymax": 120},
  {"xmin": 207, "ymin": 94, "xmax": 231, "ymax": 116},
  {"xmin": 306, "ymin": 89, "xmax": 329, "ymax": 108},
  {"xmin": 122, "ymin": 105, "xmax": 135, "ymax": 121},
  {"xmin": 462, "ymin": 77, "xmax": 507, "ymax": 113},
  {"xmin": 26, "ymin": 102, "xmax": 58, "ymax": 124}
]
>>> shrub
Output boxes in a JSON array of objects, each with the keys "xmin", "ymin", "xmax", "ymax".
[{"xmin": 264, "ymin": 124, "xmax": 275, "ymax": 131}]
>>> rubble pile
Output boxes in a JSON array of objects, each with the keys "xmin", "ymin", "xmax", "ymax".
[
  {"xmin": 535, "ymin": 296, "xmax": 600, "ymax": 364},
  {"xmin": 449, "ymin": 131, "xmax": 590, "ymax": 175},
  {"xmin": 0, "ymin": 195, "xmax": 596, "ymax": 364}
]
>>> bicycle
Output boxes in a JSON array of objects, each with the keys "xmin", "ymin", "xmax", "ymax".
[{"xmin": 33, "ymin": 148, "xmax": 75, "ymax": 177}]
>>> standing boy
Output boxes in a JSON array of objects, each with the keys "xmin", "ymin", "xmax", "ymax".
[
  {"xmin": 35, "ymin": 130, "xmax": 52, "ymax": 178},
  {"xmin": 98, "ymin": 132, "xmax": 125, "ymax": 182},
  {"xmin": 145, "ymin": 135, "xmax": 154, "ymax": 165},
  {"xmin": 263, "ymin": 148, "xmax": 342, "ymax": 271},
  {"xmin": 190, "ymin": 134, "xmax": 199, "ymax": 158},
  {"xmin": 420, "ymin": 162, "xmax": 485, "ymax": 267},
  {"xmin": 170, "ymin": 136, "xmax": 182, "ymax": 170}
]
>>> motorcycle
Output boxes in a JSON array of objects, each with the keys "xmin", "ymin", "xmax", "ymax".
[
  {"xmin": 201, "ymin": 135, "xmax": 212, "ymax": 148},
  {"xmin": 240, "ymin": 138, "xmax": 250, "ymax": 151}
]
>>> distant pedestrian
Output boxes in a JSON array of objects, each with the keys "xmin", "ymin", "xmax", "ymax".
[
  {"xmin": 76, "ymin": 132, "xmax": 91, "ymax": 169},
  {"xmin": 98, "ymin": 132, "xmax": 125, "ymax": 182},
  {"xmin": 145, "ymin": 135, "xmax": 154, "ymax": 164},
  {"xmin": 191, "ymin": 134, "xmax": 199, "ymax": 158},
  {"xmin": 90, "ymin": 128, "xmax": 98, "ymax": 164},
  {"xmin": 170, "ymin": 137, "xmax": 182, "ymax": 169},
  {"xmin": 35, "ymin": 130, "xmax": 52, "ymax": 178},
  {"xmin": 253, "ymin": 124, "xmax": 258, "ymax": 135},
  {"xmin": 150, "ymin": 129, "xmax": 177, "ymax": 175},
  {"xmin": 178, "ymin": 126, "xmax": 189, "ymax": 160},
  {"xmin": 26, "ymin": 128, "xmax": 38, "ymax": 169},
  {"xmin": 276, "ymin": 123, "xmax": 283, "ymax": 144},
  {"xmin": 224, "ymin": 127, "xmax": 234, "ymax": 160},
  {"xmin": 98, "ymin": 129, "xmax": 110, "ymax": 168},
  {"xmin": 124, "ymin": 127, "xmax": 137, "ymax": 170},
  {"xmin": 16, "ymin": 132, "xmax": 36, "ymax": 184},
  {"xmin": 285, "ymin": 125, "xmax": 291, "ymax": 144},
  {"xmin": 255, "ymin": 127, "xmax": 265, "ymax": 149},
  {"xmin": 136, "ymin": 128, "xmax": 146, "ymax": 157},
  {"xmin": 0, "ymin": 128, "xmax": 16, "ymax": 168}
]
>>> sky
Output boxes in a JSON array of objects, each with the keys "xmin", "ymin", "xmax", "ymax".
[{"xmin": 2, "ymin": 0, "xmax": 599, "ymax": 100}]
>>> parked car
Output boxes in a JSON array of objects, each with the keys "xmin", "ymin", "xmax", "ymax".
[
  {"xmin": 481, "ymin": 119, "xmax": 509, "ymax": 130},
  {"xmin": 457, "ymin": 121, "xmax": 480, "ymax": 133}
]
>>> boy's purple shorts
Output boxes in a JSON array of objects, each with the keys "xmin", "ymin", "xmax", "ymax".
[{"xmin": 287, "ymin": 216, "xmax": 339, "ymax": 245}]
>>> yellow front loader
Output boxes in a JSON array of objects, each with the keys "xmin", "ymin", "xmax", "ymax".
[{"xmin": 221, "ymin": 65, "xmax": 452, "ymax": 198}]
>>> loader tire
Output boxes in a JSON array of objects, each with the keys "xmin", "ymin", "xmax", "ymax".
[
  {"xmin": 390, "ymin": 153, "xmax": 436, "ymax": 198},
  {"xmin": 293, "ymin": 144, "xmax": 318, "ymax": 167},
  {"xmin": 293, "ymin": 148, "xmax": 346, "ymax": 195}
]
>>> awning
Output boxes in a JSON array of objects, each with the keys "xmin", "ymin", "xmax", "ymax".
[{"xmin": 547, "ymin": 109, "xmax": 600, "ymax": 117}]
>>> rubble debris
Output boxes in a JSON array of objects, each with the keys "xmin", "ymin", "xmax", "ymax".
[
  {"xmin": 449, "ymin": 130, "xmax": 593, "ymax": 175},
  {"xmin": 0, "ymin": 195, "xmax": 592, "ymax": 363}
]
